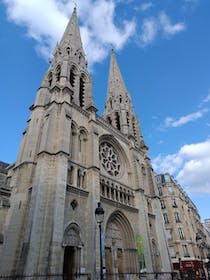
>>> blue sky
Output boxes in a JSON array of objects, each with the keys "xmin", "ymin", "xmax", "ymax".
[{"xmin": 0, "ymin": 0, "xmax": 210, "ymax": 220}]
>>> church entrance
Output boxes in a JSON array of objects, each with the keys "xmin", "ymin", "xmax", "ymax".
[
  {"xmin": 62, "ymin": 223, "xmax": 82, "ymax": 280},
  {"xmin": 105, "ymin": 211, "xmax": 138, "ymax": 279},
  {"xmin": 63, "ymin": 246, "xmax": 76, "ymax": 280}
]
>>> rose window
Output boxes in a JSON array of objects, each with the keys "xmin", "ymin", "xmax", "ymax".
[{"xmin": 99, "ymin": 142, "xmax": 121, "ymax": 176}]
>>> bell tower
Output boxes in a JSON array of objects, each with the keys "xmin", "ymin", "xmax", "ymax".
[{"xmin": 0, "ymin": 7, "xmax": 97, "ymax": 278}]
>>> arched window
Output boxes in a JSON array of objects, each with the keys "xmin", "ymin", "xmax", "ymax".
[
  {"xmin": 70, "ymin": 123, "xmax": 77, "ymax": 160},
  {"xmin": 115, "ymin": 112, "xmax": 121, "ymax": 131},
  {"xmin": 107, "ymin": 116, "xmax": 112, "ymax": 125},
  {"xmin": 79, "ymin": 75, "xmax": 85, "ymax": 107},
  {"xmin": 55, "ymin": 65, "xmax": 61, "ymax": 82},
  {"xmin": 126, "ymin": 112, "xmax": 130, "ymax": 127},
  {"xmin": 48, "ymin": 72, "xmax": 53, "ymax": 87},
  {"xmin": 69, "ymin": 66, "xmax": 76, "ymax": 88},
  {"xmin": 67, "ymin": 166, "xmax": 74, "ymax": 186},
  {"xmin": 78, "ymin": 129, "xmax": 88, "ymax": 165},
  {"xmin": 132, "ymin": 118, "xmax": 137, "ymax": 141},
  {"xmin": 110, "ymin": 99, "xmax": 112, "ymax": 109},
  {"xmin": 66, "ymin": 47, "xmax": 70, "ymax": 55}
]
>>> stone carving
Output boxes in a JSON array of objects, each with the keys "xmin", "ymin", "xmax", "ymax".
[{"xmin": 99, "ymin": 142, "xmax": 121, "ymax": 176}]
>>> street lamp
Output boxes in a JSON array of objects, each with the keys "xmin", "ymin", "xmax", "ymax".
[{"xmin": 95, "ymin": 202, "xmax": 105, "ymax": 280}]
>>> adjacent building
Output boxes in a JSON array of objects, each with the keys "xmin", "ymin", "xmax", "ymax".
[
  {"xmin": 204, "ymin": 219, "xmax": 210, "ymax": 234},
  {"xmin": 155, "ymin": 173, "xmax": 210, "ymax": 279},
  {"xmin": 0, "ymin": 8, "xmax": 172, "ymax": 280},
  {"xmin": 0, "ymin": 161, "xmax": 11, "ymax": 252}
]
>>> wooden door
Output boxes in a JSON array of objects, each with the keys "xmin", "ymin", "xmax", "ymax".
[
  {"xmin": 105, "ymin": 247, "xmax": 112, "ymax": 280},
  {"xmin": 117, "ymin": 249, "xmax": 124, "ymax": 280},
  {"xmin": 63, "ymin": 246, "xmax": 75, "ymax": 280}
]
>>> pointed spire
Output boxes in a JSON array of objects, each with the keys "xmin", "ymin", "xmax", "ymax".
[
  {"xmin": 107, "ymin": 50, "xmax": 127, "ymax": 99},
  {"xmin": 59, "ymin": 7, "xmax": 85, "ymax": 57},
  {"xmin": 104, "ymin": 50, "xmax": 144, "ymax": 147},
  {"xmin": 41, "ymin": 7, "xmax": 96, "ymax": 111}
]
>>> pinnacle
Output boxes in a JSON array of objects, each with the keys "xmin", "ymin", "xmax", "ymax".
[
  {"xmin": 59, "ymin": 7, "xmax": 85, "ymax": 56},
  {"xmin": 107, "ymin": 50, "xmax": 127, "ymax": 99}
]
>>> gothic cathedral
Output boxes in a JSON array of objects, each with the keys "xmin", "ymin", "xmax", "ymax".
[{"xmin": 0, "ymin": 8, "xmax": 171, "ymax": 280}]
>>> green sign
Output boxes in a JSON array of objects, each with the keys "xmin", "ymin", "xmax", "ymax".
[{"xmin": 136, "ymin": 236, "xmax": 146, "ymax": 271}]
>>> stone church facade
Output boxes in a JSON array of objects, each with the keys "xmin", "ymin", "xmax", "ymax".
[{"xmin": 0, "ymin": 8, "xmax": 171, "ymax": 280}]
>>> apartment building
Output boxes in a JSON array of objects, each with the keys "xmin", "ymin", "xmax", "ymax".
[{"xmin": 156, "ymin": 173, "xmax": 210, "ymax": 279}]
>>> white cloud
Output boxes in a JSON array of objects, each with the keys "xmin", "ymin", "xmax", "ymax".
[
  {"xmin": 2, "ymin": 0, "xmax": 135, "ymax": 66},
  {"xmin": 139, "ymin": 2, "xmax": 153, "ymax": 11},
  {"xmin": 140, "ymin": 18, "xmax": 158, "ymax": 46},
  {"xmin": 199, "ymin": 91, "xmax": 210, "ymax": 107},
  {"xmin": 152, "ymin": 139, "xmax": 210, "ymax": 195},
  {"xmin": 139, "ymin": 11, "xmax": 186, "ymax": 46},
  {"xmin": 164, "ymin": 109, "xmax": 208, "ymax": 127},
  {"xmin": 159, "ymin": 11, "xmax": 186, "ymax": 36}
]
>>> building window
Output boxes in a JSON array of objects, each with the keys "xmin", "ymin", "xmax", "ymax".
[
  {"xmin": 182, "ymin": 245, "xmax": 190, "ymax": 257},
  {"xmin": 132, "ymin": 118, "xmax": 137, "ymax": 141},
  {"xmin": 79, "ymin": 75, "xmax": 85, "ymax": 107},
  {"xmin": 48, "ymin": 72, "xmax": 53, "ymax": 87},
  {"xmin": 155, "ymin": 175, "xmax": 162, "ymax": 183},
  {"xmin": 69, "ymin": 66, "xmax": 76, "ymax": 88},
  {"xmin": 172, "ymin": 198, "xmax": 177, "ymax": 208},
  {"xmin": 175, "ymin": 212, "xmax": 181, "ymax": 223},
  {"xmin": 163, "ymin": 213, "xmax": 169, "ymax": 224},
  {"xmin": 169, "ymin": 247, "xmax": 176, "ymax": 258},
  {"xmin": 158, "ymin": 187, "xmax": 163, "ymax": 196},
  {"xmin": 115, "ymin": 112, "xmax": 121, "ymax": 131},
  {"xmin": 55, "ymin": 65, "xmax": 61, "ymax": 82},
  {"xmin": 164, "ymin": 174, "xmax": 171, "ymax": 183},
  {"xmin": 178, "ymin": 228, "xmax": 185, "ymax": 240},
  {"xmin": 160, "ymin": 199, "xmax": 165, "ymax": 209}
]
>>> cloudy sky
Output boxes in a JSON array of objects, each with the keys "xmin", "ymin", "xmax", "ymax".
[{"xmin": 0, "ymin": 0, "xmax": 210, "ymax": 220}]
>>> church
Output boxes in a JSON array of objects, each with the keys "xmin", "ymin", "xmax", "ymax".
[{"xmin": 0, "ymin": 8, "xmax": 172, "ymax": 280}]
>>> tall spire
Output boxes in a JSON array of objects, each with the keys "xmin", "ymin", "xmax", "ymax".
[
  {"xmin": 104, "ymin": 50, "xmax": 144, "ymax": 147},
  {"xmin": 107, "ymin": 50, "xmax": 127, "ymax": 100},
  {"xmin": 59, "ymin": 7, "xmax": 85, "ymax": 57},
  {"xmin": 40, "ymin": 7, "xmax": 96, "ymax": 111}
]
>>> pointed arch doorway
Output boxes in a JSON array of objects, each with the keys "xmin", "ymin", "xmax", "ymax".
[
  {"xmin": 105, "ymin": 211, "xmax": 138, "ymax": 279},
  {"xmin": 63, "ymin": 223, "xmax": 83, "ymax": 280}
]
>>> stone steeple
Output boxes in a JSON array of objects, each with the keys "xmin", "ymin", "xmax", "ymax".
[
  {"xmin": 59, "ymin": 7, "xmax": 85, "ymax": 57},
  {"xmin": 104, "ymin": 50, "xmax": 144, "ymax": 147},
  {"xmin": 40, "ymin": 7, "xmax": 96, "ymax": 111}
]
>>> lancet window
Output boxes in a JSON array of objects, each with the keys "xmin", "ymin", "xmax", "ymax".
[
  {"xmin": 79, "ymin": 75, "xmax": 85, "ymax": 108},
  {"xmin": 78, "ymin": 129, "xmax": 88, "ymax": 165},
  {"xmin": 66, "ymin": 47, "xmax": 70, "ymax": 55},
  {"xmin": 48, "ymin": 72, "xmax": 53, "ymax": 87},
  {"xmin": 132, "ymin": 118, "xmax": 137, "ymax": 141},
  {"xmin": 70, "ymin": 123, "xmax": 77, "ymax": 160},
  {"xmin": 67, "ymin": 166, "xmax": 74, "ymax": 186},
  {"xmin": 115, "ymin": 112, "xmax": 121, "ymax": 131},
  {"xmin": 55, "ymin": 65, "xmax": 61, "ymax": 82},
  {"xmin": 126, "ymin": 112, "xmax": 130, "ymax": 127},
  {"xmin": 67, "ymin": 163, "xmax": 86, "ymax": 190},
  {"xmin": 107, "ymin": 116, "xmax": 112, "ymax": 125},
  {"xmin": 69, "ymin": 66, "xmax": 76, "ymax": 88}
]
